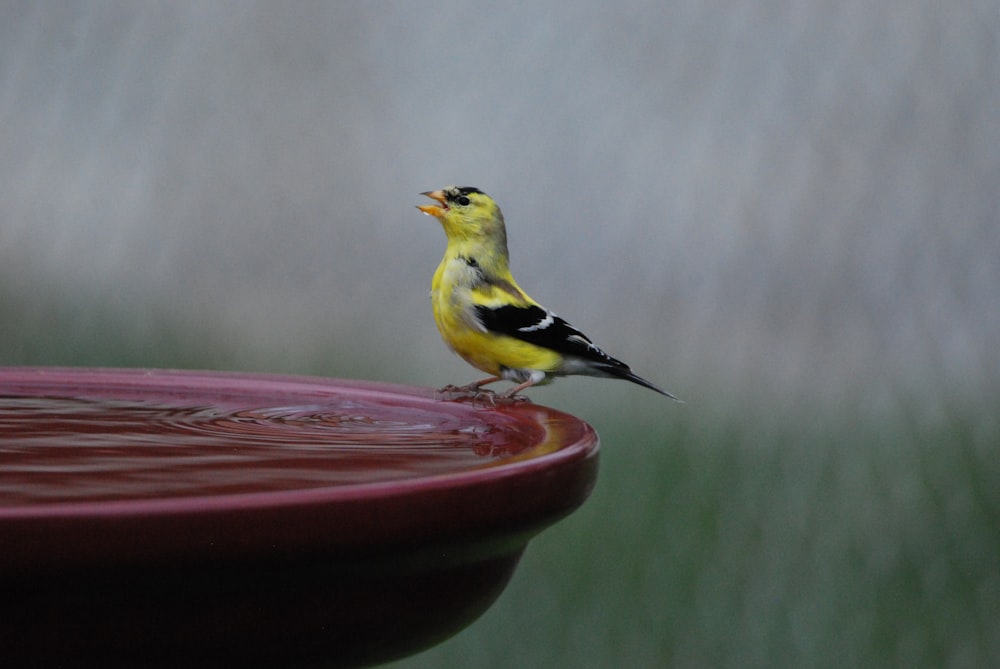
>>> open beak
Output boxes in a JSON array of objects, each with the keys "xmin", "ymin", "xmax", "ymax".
[{"xmin": 417, "ymin": 190, "xmax": 447, "ymax": 218}]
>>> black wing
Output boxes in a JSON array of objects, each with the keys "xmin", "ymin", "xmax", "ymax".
[
  {"xmin": 474, "ymin": 303, "xmax": 679, "ymax": 399},
  {"xmin": 474, "ymin": 304, "xmax": 628, "ymax": 369}
]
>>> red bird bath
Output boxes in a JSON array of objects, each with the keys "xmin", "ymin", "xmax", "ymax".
[{"xmin": 0, "ymin": 368, "xmax": 598, "ymax": 668}]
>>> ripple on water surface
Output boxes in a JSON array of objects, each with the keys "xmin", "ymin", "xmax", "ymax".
[{"xmin": 0, "ymin": 393, "xmax": 542, "ymax": 505}]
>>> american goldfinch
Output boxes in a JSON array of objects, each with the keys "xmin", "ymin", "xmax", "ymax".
[{"xmin": 418, "ymin": 186, "xmax": 677, "ymax": 400}]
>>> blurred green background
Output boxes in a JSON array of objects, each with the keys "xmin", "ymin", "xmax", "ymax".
[{"xmin": 2, "ymin": 2, "xmax": 997, "ymax": 667}]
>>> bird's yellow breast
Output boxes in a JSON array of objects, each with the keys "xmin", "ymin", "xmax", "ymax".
[{"xmin": 431, "ymin": 256, "xmax": 561, "ymax": 376}]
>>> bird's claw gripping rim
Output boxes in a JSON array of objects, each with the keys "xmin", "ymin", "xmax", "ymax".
[{"xmin": 435, "ymin": 385, "xmax": 533, "ymax": 407}]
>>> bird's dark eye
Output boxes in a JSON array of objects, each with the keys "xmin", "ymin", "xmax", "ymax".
[{"xmin": 456, "ymin": 195, "xmax": 470, "ymax": 206}]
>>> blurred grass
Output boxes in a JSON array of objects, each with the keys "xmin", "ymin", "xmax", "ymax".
[
  {"xmin": 2, "ymin": 286, "xmax": 997, "ymax": 668},
  {"xmin": 387, "ymin": 399, "xmax": 1000, "ymax": 668},
  {"xmin": 0, "ymin": 279, "xmax": 237, "ymax": 371}
]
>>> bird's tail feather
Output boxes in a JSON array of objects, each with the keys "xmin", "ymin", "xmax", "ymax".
[
  {"xmin": 590, "ymin": 362, "xmax": 680, "ymax": 400},
  {"xmin": 622, "ymin": 371, "xmax": 682, "ymax": 401},
  {"xmin": 582, "ymin": 359, "xmax": 681, "ymax": 400}
]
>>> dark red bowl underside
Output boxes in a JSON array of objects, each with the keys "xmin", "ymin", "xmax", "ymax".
[{"xmin": 0, "ymin": 367, "xmax": 599, "ymax": 668}]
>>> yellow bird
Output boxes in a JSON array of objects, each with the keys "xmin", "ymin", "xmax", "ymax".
[{"xmin": 418, "ymin": 186, "xmax": 677, "ymax": 400}]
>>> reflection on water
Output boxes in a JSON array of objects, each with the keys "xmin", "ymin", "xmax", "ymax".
[{"xmin": 0, "ymin": 394, "xmax": 543, "ymax": 505}]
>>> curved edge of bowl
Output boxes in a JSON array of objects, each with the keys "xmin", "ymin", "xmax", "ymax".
[{"xmin": 0, "ymin": 367, "xmax": 601, "ymax": 668}]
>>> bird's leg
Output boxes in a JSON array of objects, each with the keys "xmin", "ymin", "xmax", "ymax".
[
  {"xmin": 498, "ymin": 379, "xmax": 537, "ymax": 402},
  {"xmin": 437, "ymin": 376, "xmax": 502, "ymax": 394},
  {"xmin": 437, "ymin": 376, "xmax": 504, "ymax": 403},
  {"xmin": 438, "ymin": 377, "xmax": 532, "ymax": 405},
  {"xmin": 460, "ymin": 376, "xmax": 503, "ymax": 393}
]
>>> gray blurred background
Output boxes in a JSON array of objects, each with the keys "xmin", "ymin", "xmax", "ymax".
[{"xmin": 2, "ymin": 2, "xmax": 998, "ymax": 667}]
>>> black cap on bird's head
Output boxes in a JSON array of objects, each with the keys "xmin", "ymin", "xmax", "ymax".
[
  {"xmin": 417, "ymin": 186, "xmax": 507, "ymax": 248},
  {"xmin": 416, "ymin": 186, "xmax": 485, "ymax": 217}
]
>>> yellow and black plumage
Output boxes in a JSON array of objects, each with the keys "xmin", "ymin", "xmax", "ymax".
[{"xmin": 418, "ymin": 186, "xmax": 677, "ymax": 400}]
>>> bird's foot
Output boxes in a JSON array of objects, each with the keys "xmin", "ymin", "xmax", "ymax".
[
  {"xmin": 435, "ymin": 385, "xmax": 532, "ymax": 407},
  {"xmin": 437, "ymin": 383, "xmax": 477, "ymax": 394},
  {"xmin": 435, "ymin": 384, "xmax": 488, "ymax": 401},
  {"xmin": 436, "ymin": 386, "xmax": 497, "ymax": 407},
  {"xmin": 497, "ymin": 391, "xmax": 533, "ymax": 403}
]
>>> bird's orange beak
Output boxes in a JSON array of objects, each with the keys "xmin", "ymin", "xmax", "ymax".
[{"xmin": 417, "ymin": 190, "xmax": 447, "ymax": 218}]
